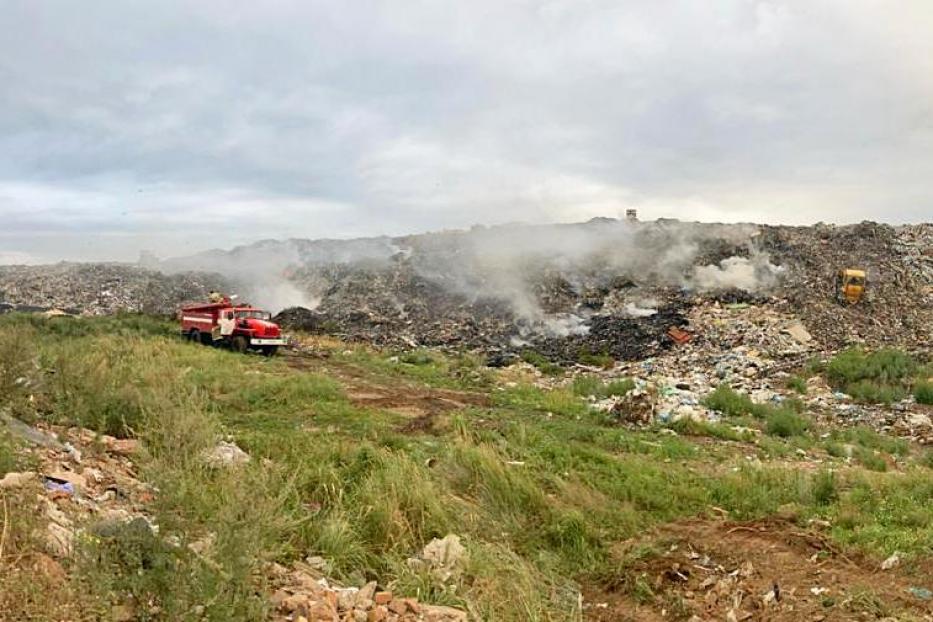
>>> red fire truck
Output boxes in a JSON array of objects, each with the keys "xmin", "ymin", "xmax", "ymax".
[{"xmin": 180, "ymin": 297, "xmax": 286, "ymax": 355}]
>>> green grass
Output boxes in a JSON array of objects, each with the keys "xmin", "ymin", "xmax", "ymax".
[
  {"xmin": 785, "ymin": 375, "xmax": 808, "ymax": 395},
  {"xmin": 702, "ymin": 385, "xmax": 760, "ymax": 417},
  {"xmin": 1, "ymin": 314, "xmax": 931, "ymax": 620},
  {"xmin": 914, "ymin": 380, "xmax": 933, "ymax": 405},
  {"xmin": 519, "ymin": 349, "xmax": 564, "ymax": 376},
  {"xmin": 667, "ymin": 418, "xmax": 753, "ymax": 442},
  {"xmin": 825, "ymin": 348, "xmax": 923, "ymax": 404},
  {"xmin": 571, "ymin": 375, "xmax": 634, "ymax": 399},
  {"xmin": 576, "ymin": 348, "xmax": 614, "ymax": 369},
  {"xmin": 764, "ymin": 409, "xmax": 810, "ymax": 438}
]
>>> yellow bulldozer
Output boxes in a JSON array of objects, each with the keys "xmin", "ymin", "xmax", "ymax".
[{"xmin": 836, "ymin": 268, "xmax": 866, "ymax": 304}]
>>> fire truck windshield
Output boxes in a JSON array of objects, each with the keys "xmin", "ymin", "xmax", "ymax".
[{"xmin": 235, "ymin": 310, "xmax": 271, "ymax": 320}]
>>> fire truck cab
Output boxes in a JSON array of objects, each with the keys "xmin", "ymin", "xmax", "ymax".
[{"xmin": 180, "ymin": 298, "xmax": 286, "ymax": 355}]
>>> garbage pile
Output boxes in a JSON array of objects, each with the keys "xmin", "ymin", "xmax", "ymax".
[
  {"xmin": 0, "ymin": 417, "xmax": 153, "ymax": 560},
  {"xmin": 761, "ymin": 222, "xmax": 933, "ymax": 350},
  {"xmin": 554, "ymin": 300, "xmax": 933, "ymax": 442},
  {"xmin": 0, "ymin": 263, "xmax": 229, "ymax": 316},
  {"xmin": 7, "ymin": 220, "xmax": 933, "ymax": 360}
]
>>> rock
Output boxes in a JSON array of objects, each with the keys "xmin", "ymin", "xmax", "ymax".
[
  {"xmin": 367, "ymin": 606, "xmax": 387, "ymax": 622},
  {"xmin": 45, "ymin": 468, "xmax": 88, "ymax": 492},
  {"xmin": 281, "ymin": 593, "xmax": 311, "ymax": 614},
  {"xmin": 421, "ymin": 604, "xmax": 468, "ymax": 622},
  {"xmin": 356, "ymin": 581, "xmax": 378, "ymax": 605},
  {"xmin": 202, "ymin": 441, "xmax": 250, "ymax": 468},
  {"xmin": 0, "ymin": 470, "xmax": 37, "ymax": 489},
  {"xmin": 880, "ymin": 551, "xmax": 901, "ymax": 570},
  {"xmin": 45, "ymin": 522, "xmax": 74, "ymax": 557},
  {"xmin": 374, "ymin": 591, "xmax": 393, "ymax": 606},
  {"xmin": 307, "ymin": 601, "xmax": 338, "ymax": 621},
  {"xmin": 417, "ymin": 534, "xmax": 467, "ymax": 581}
]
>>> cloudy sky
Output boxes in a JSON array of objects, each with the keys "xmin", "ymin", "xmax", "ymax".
[{"xmin": 1, "ymin": 1, "xmax": 931, "ymax": 263}]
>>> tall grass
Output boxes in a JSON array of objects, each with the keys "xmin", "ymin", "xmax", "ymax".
[{"xmin": 1, "ymin": 315, "xmax": 931, "ymax": 620}]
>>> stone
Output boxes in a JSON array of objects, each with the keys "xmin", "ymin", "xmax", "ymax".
[
  {"xmin": 0, "ymin": 470, "xmax": 37, "ymax": 489},
  {"xmin": 421, "ymin": 604, "xmax": 468, "ymax": 622},
  {"xmin": 356, "ymin": 581, "xmax": 378, "ymax": 605},
  {"xmin": 202, "ymin": 441, "xmax": 250, "ymax": 468},
  {"xmin": 374, "ymin": 591, "xmax": 393, "ymax": 606},
  {"xmin": 367, "ymin": 606, "xmax": 387, "ymax": 622},
  {"xmin": 281, "ymin": 593, "xmax": 311, "ymax": 614},
  {"xmin": 307, "ymin": 601, "xmax": 338, "ymax": 621}
]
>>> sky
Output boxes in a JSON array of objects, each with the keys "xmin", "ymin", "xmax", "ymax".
[{"xmin": 1, "ymin": 0, "xmax": 931, "ymax": 264}]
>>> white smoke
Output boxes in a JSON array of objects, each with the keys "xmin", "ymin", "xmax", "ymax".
[{"xmin": 692, "ymin": 253, "xmax": 784, "ymax": 292}]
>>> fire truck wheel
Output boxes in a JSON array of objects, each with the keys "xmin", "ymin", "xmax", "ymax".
[
  {"xmin": 232, "ymin": 336, "xmax": 248, "ymax": 353},
  {"xmin": 189, "ymin": 329, "xmax": 200, "ymax": 343},
  {"xmin": 261, "ymin": 346, "xmax": 278, "ymax": 357}
]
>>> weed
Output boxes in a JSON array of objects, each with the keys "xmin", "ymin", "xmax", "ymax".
[
  {"xmin": 812, "ymin": 470, "xmax": 838, "ymax": 506},
  {"xmin": 913, "ymin": 380, "xmax": 933, "ymax": 405},
  {"xmin": 827, "ymin": 348, "xmax": 916, "ymax": 385},
  {"xmin": 786, "ymin": 375, "xmax": 808, "ymax": 395},
  {"xmin": 702, "ymin": 385, "xmax": 758, "ymax": 417},
  {"xmin": 844, "ymin": 380, "xmax": 906, "ymax": 404},
  {"xmin": 577, "ymin": 348, "xmax": 614, "ymax": 369},
  {"xmin": 853, "ymin": 447, "xmax": 887, "ymax": 472},
  {"xmin": 520, "ymin": 350, "xmax": 563, "ymax": 376},
  {"xmin": 571, "ymin": 375, "xmax": 634, "ymax": 399},
  {"xmin": 921, "ymin": 449, "xmax": 933, "ymax": 469},
  {"xmin": 826, "ymin": 348, "xmax": 917, "ymax": 404},
  {"xmin": 667, "ymin": 418, "xmax": 751, "ymax": 442},
  {"xmin": 765, "ymin": 409, "xmax": 809, "ymax": 438}
]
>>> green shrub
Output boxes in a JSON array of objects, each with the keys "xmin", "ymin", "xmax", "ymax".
[
  {"xmin": 765, "ymin": 409, "xmax": 809, "ymax": 438},
  {"xmin": 399, "ymin": 350, "xmax": 437, "ymax": 366},
  {"xmin": 812, "ymin": 470, "xmax": 838, "ymax": 506},
  {"xmin": 827, "ymin": 348, "xmax": 917, "ymax": 386},
  {"xmin": 520, "ymin": 350, "xmax": 564, "ymax": 376},
  {"xmin": 786, "ymin": 375, "xmax": 808, "ymax": 395},
  {"xmin": 668, "ymin": 418, "xmax": 748, "ymax": 441},
  {"xmin": 577, "ymin": 348, "xmax": 614, "ymax": 369},
  {"xmin": 0, "ymin": 429, "xmax": 20, "ymax": 475},
  {"xmin": 702, "ymin": 385, "xmax": 758, "ymax": 417},
  {"xmin": 913, "ymin": 380, "xmax": 933, "ymax": 405},
  {"xmin": 853, "ymin": 447, "xmax": 887, "ymax": 472},
  {"xmin": 844, "ymin": 380, "xmax": 905, "ymax": 404},
  {"xmin": 571, "ymin": 376, "xmax": 634, "ymax": 399}
]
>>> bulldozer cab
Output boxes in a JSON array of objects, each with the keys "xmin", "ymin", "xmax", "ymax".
[{"xmin": 836, "ymin": 268, "xmax": 866, "ymax": 304}]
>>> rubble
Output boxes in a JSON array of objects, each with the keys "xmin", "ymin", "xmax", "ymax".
[{"xmin": 268, "ymin": 558, "xmax": 468, "ymax": 622}]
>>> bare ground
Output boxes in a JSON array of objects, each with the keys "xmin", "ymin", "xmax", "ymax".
[{"xmin": 585, "ymin": 518, "xmax": 933, "ymax": 621}]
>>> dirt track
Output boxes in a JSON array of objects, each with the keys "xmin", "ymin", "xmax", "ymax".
[{"xmin": 283, "ymin": 351, "xmax": 489, "ymax": 431}]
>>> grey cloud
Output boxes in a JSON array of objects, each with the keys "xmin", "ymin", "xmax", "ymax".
[{"xmin": 0, "ymin": 0, "xmax": 931, "ymax": 263}]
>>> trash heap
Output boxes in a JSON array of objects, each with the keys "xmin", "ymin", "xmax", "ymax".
[
  {"xmin": 554, "ymin": 300, "xmax": 933, "ymax": 442},
  {"xmin": 5, "ymin": 220, "xmax": 933, "ymax": 359},
  {"xmin": 0, "ymin": 263, "xmax": 228, "ymax": 316},
  {"xmin": 0, "ymin": 418, "xmax": 153, "ymax": 560}
]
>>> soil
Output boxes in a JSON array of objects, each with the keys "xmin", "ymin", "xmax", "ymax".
[
  {"xmin": 283, "ymin": 351, "xmax": 489, "ymax": 432},
  {"xmin": 584, "ymin": 518, "xmax": 933, "ymax": 621}
]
